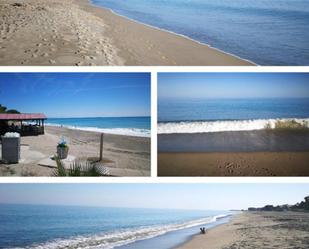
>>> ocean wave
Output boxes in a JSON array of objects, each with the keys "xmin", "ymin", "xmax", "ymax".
[
  {"xmin": 158, "ymin": 118, "xmax": 309, "ymax": 134},
  {"xmin": 14, "ymin": 214, "xmax": 229, "ymax": 249},
  {"xmin": 45, "ymin": 123, "xmax": 150, "ymax": 137}
]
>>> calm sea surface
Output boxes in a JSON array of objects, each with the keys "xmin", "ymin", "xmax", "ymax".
[
  {"xmin": 91, "ymin": 0, "xmax": 309, "ymax": 65},
  {"xmin": 0, "ymin": 204, "xmax": 231, "ymax": 249},
  {"xmin": 159, "ymin": 98, "xmax": 309, "ymax": 122}
]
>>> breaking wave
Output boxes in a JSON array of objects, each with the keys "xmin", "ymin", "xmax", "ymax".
[
  {"xmin": 15, "ymin": 214, "xmax": 229, "ymax": 249},
  {"xmin": 158, "ymin": 118, "xmax": 309, "ymax": 134},
  {"xmin": 45, "ymin": 123, "xmax": 150, "ymax": 137}
]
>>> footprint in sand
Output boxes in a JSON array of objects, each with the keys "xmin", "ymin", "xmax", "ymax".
[{"xmin": 20, "ymin": 59, "xmax": 29, "ymax": 65}]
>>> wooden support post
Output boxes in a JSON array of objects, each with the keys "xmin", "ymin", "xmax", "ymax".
[{"xmin": 100, "ymin": 133, "xmax": 104, "ymax": 161}]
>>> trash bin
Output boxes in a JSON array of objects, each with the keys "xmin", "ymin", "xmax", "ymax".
[{"xmin": 1, "ymin": 132, "xmax": 20, "ymax": 163}]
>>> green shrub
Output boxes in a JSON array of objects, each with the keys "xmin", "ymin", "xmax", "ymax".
[
  {"xmin": 53, "ymin": 156, "xmax": 108, "ymax": 177},
  {"xmin": 264, "ymin": 120, "xmax": 309, "ymax": 130}
]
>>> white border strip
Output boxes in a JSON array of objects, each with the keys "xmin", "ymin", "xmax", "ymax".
[{"xmin": 1, "ymin": 177, "xmax": 309, "ymax": 183}]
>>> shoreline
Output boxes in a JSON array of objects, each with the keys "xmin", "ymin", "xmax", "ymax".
[
  {"xmin": 177, "ymin": 211, "xmax": 309, "ymax": 249},
  {"xmin": 45, "ymin": 124, "xmax": 151, "ymax": 138},
  {"xmin": 117, "ymin": 213, "xmax": 233, "ymax": 249},
  {"xmin": 176, "ymin": 214, "xmax": 240, "ymax": 249},
  {"xmin": 85, "ymin": 0, "xmax": 257, "ymax": 66},
  {"xmin": 0, "ymin": 0, "xmax": 253, "ymax": 65},
  {"xmin": 157, "ymin": 117, "xmax": 309, "ymax": 134}
]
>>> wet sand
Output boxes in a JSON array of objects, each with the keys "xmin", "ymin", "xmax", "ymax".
[
  {"xmin": 158, "ymin": 151, "xmax": 309, "ymax": 176},
  {"xmin": 0, "ymin": 0, "xmax": 123, "ymax": 66},
  {"xmin": 0, "ymin": 0, "xmax": 253, "ymax": 66},
  {"xmin": 178, "ymin": 212, "xmax": 309, "ymax": 249},
  {"xmin": 158, "ymin": 130, "xmax": 309, "ymax": 176},
  {"xmin": 0, "ymin": 126, "xmax": 150, "ymax": 176},
  {"xmin": 158, "ymin": 130, "xmax": 309, "ymax": 152}
]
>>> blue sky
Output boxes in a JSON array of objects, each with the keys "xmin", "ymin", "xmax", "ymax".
[
  {"xmin": 0, "ymin": 184, "xmax": 308, "ymax": 210},
  {"xmin": 0, "ymin": 73, "xmax": 150, "ymax": 118},
  {"xmin": 158, "ymin": 73, "xmax": 309, "ymax": 99}
]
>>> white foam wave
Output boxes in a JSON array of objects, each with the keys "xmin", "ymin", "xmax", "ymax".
[
  {"xmin": 45, "ymin": 123, "xmax": 150, "ymax": 137},
  {"xmin": 158, "ymin": 118, "xmax": 309, "ymax": 134},
  {"xmin": 14, "ymin": 214, "xmax": 229, "ymax": 249}
]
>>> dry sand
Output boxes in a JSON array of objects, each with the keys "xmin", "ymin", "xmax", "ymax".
[
  {"xmin": 178, "ymin": 211, "xmax": 309, "ymax": 249},
  {"xmin": 0, "ymin": 0, "xmax": 122, "ymax": 66},
  {"xmin": 0, "ymin": 126, "xmax": 150, "ymax": 176},
  {"xmin": 0, "ymin": 0, "xmax": 253, "ymax": 66},
  {"xmin": 158, "ymin": 151, "xmax": 309, "ymax": 176}
]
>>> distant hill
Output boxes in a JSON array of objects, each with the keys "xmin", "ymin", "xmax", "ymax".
[{"xmin": 248, "ymin": 196, "xmax": 309, "ymax": 212}]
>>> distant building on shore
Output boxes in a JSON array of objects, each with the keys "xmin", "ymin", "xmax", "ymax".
[{"xmin": 248, "ymin": 196, "xmax": 309, "ymax": 212}]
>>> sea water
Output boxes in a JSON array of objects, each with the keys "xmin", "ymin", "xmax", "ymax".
[
  {"xmin": 46, "ymin": 116, "xmax": 150, "ymax": 137},
  {"xmin": 158, "ymin": 98, "xmax": 309, "ymax": 134},
  {"xmin": 91, "ymin": 0, "xmax": 309, "ymax": 65},
  {"xmin": 0, "ymin": 204, "xmax": 232, "ymax": 249}
]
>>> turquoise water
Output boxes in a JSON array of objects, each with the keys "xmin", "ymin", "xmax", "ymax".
[
  {"xmin": 91, "ymin": 0, "xmax": 309, "ymax": 65},
  {"xmin": 46, "ymin": 116, "xmax": 150, "ymax": 137},
  {"xmin": 158, "ymin": 98, "xmax": 309, "ymax": 133},
  {"xmin": 159, "ymin": 98, "xmax": 309, "ymax": 122},
  {"xmin": 0, "ymin": 204, "xmax": 232, "ymax": 249}
]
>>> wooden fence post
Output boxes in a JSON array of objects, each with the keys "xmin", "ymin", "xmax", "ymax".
[{"xmin": 100, "ymin": 133, "xmax": 104, "ymax": 161}]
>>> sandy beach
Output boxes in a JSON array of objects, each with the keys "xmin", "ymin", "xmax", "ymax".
[
  {"xmin": 0, "ymin": 126, "xmax": 150, "ymax": 176},
  {"xmin": 158, "ymin": 130, "xmax": 309, "ymax": 176},
  {"xmin": 178, "ymin": 211, "xmax": 309, "ymax": 249},
  {"xmin": 0, "ymin": 0, "xmax": 253, "ymax": 66},
  {"xmin": 158, "ymin": 151, "xmax": 309, "ymax": 176}
]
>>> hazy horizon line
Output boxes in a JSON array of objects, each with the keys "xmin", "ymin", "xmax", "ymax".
[{"xmin": 0, "ymin": 202, "xmax": 229, "ymax": 212}]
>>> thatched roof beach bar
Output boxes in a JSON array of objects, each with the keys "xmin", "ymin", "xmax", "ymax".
[{"xmin": 0, "ymin": 113, "xmax": 47, "ymax": 136}]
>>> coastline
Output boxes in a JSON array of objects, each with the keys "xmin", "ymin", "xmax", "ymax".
[
  {"xmin": 0, "ymin": 0, "xmax": 253, "ymax": 65},
  {"xmin": 157, "ymin": 118, "xmax": 309, "ymax": 134},
  {"xmin": 79, "ymin": 0, "xmax": 254, "ymax": 65},
  {"xmin": 177, "ymin": 211, "xmax": 309, "ymax": 249},
  {"xmin": 176, "ymin": 213, "xmax": 241, "ymax": 249},
  {"xmin": 118, "ymin": 214, "xmax": 232, "ymax": 249},
  {"xmin": 0, "ymin": 126, "xmax": 150, "ymax": 176},
  {"xmin": 83, "ymin": 0, "xmax": 257, "ymax": 66},
  {"xmin": 45, "ymin": 123, "xmax": 151, "ymax": 138}
]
